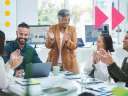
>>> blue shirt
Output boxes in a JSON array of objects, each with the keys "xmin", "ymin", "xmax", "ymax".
[{"xmin": 3, "ymin": 40, "xmax": 42, "ymax": 70}]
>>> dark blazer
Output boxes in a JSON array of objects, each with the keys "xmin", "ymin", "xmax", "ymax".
[{"xmin": 107, "ymin": 57, "xmax": 128, "ymax": 83}]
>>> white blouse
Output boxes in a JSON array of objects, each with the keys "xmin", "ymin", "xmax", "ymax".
[
  {"xmin": 0, "ymin": 57, "xmax": 8, "ymax": 89},
  {"xmin": 58, "ymin": 32, "xmax": 64, "ymax": 64},
  {"xmin": 94, "ymin": 61, "xmax": 109, "ymax": 81},
  {"xmin": 84, "ymin": 51, "xmax": 113, "ymax": 81},
  {"xmin": 0, "ymin": 57, "xmax": 14, "ymax": 90}
]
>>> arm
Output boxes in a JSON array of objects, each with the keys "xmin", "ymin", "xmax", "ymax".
[
  {"xmin": 0, "ymin": 58, "xmax": 8, "ymax": 89},
  {"xmin": 96, "ymin": 49, "xmax": 128, "ymax": 82},
  {"xmin": 2, "ymin": 45, "xmax": 19, "ymax": 69},
  {"xmin": 45, "ymin": 26, "xmax": 55, "ymax": 49},
  {"xmin": 94, "ymin": 63, "xmax": 109, "ymax": 81},
  {"xmin": 84, "ymin": 52, "xmax": 94, "ymax": 77},
  {"xmin": 108, "ymin": 62, "xmax": 128, "ymax": 82},
  {"xmin": 64, "ymin": 27, "xmax": 77, "ymax": 50},
  {"xmin": 45, "ymin": 38, "xmax": 55, "ymax": 49},
  {"xmin": 2, "ymin": 44, "xmax": 11, "ymax": 63}
]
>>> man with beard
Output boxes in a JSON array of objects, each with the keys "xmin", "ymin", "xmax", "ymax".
[{"xmin": 3, "ymin": 22, "xmax": 42, "ymax": 77}]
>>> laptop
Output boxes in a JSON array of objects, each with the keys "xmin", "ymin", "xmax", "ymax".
[
  {"xmin": 25, "ymin": 63, "xmax": 52, "ymax": 78},
  {"xmin": 77, "ymin": 38, "xmax": 85, "ymax": 47}
]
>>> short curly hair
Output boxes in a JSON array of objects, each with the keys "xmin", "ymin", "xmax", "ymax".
[
  {"xmin": 58, "ymin": 9, "xmax": 70, "ymax": 17},
  {"xmin": 18, "ymin": 22, "xmax": 29, "ymax": 29}
]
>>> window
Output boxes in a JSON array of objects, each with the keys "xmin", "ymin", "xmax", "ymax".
[
  {"xmin": 96, "ymin": 0, "xmax": 128, "ymax": 45},
  {"xmin": 38, "ymin": 0, "xmax": 93, "ymax": 43},
  {"xmin": 67, "ymin": 0, "xmax": 93, "ymax": 40},
  {"xmin": 38, "ymin": 0, "xmax": 64, "ymax": 25}
]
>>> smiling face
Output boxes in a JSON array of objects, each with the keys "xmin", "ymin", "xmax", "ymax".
[
  {"xmin": 58, "ymin": 16, "xmax": 70, "ymax": 29},
  {"xmin": 16, "ymin": 27, "xmax": 30, "ymax": 48},
  {"xmin": 96, "ymin": 35, "xmax": 105, "ymax": 50}
]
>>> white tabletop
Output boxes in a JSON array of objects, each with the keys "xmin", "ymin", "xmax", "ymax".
[{"xmin": 7, "ymin": 72, "xmax": 122, "ymax": 96}]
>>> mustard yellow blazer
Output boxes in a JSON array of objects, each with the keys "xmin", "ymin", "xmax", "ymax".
[{"xmin": 45, "ymin": 24, "xmax": 79, "ymax": 73}]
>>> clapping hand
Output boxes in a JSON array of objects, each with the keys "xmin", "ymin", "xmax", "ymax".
[
  {"xmin": 9, "ymin": 49, "xmax": 23, "ymax": 69},
  {"xmin": 93, "ymin": 51, "xmax": 100, "ymax": 64},
  {"xmin": 64, "ymin": 32, "xmax": 70, "ymax": 42},
  {"xmin": 47, "ymin": 31, "xmax": 54, "ymax": 40},
  {"xmin": 97, "ymin": 49, "xmax": 113, "ymax": 65}
]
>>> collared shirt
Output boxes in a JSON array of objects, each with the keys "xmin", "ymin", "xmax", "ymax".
[{"xmin": 2, "ymin": 40, "xmax": 42, "ymax": 70}]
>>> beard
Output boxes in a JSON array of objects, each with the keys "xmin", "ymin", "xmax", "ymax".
[{"xmin": 17, "ymin": 38, "xmax": 27, "ymax": 46}]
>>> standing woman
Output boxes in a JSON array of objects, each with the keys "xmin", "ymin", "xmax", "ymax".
[
  {"xmin": 45, "ymin": 9, "xmax": 79, "ymax": 73},
  {"xmin": 84, "ymin": 34, "xmax": 114, "ymax": 81}
]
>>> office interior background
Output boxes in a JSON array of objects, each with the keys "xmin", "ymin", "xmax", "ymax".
[{"xmin": 0, "ymin": 0, "xmax": 128, "ymax": 71}]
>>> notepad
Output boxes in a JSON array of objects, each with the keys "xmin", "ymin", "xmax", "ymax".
[
  {"xmin": 16, "ymin": 78, "xmax": 40, "ymax": 86},
  {"xmin": 43, "ymin": 87, "xmax": 68, "ymax": 94}
]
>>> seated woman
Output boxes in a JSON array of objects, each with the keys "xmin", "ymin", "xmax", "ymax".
[
  {"xmin": 97, "ymin": 49, "xmax": 128, "ymax": 87},
  {"xmin": 0, "ymin": 30, "xmax": 23, "ymax": 91},
  {"xmin": 97, "ymin": 32, "xmax": 128, "ymax": 87},
  {"xmin": 84, "ymin": 33, "xmax": 114, "ymax": 81}
]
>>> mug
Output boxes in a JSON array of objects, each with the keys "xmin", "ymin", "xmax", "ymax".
[{"xmin": 53, "ymin": 66, "xmax": 60, "ymax": 75}]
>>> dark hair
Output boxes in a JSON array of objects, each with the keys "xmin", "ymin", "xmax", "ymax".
[
  {"xmin": 58, "ymin": 9, "xmax": 70, "ymax": 17},
  {"xmin": 101, "ymin": 34, "xmax": 114, "ymax": 52},
  {"xmin": 0, "ymin": 30, "xmax": 5, "ymax": 56},
  {"xmin": 18, "ymin": 22, "xmax": 29, "ymax": 28}
]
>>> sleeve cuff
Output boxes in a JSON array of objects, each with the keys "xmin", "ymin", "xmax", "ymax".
[{"xmin": 107, "ymin": 62, "xmax": 116, "ymax": 68}]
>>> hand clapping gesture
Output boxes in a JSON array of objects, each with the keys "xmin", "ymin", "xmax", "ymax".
[
  {"xmin": 9, "ymin": 49, "xmax": 23, "ymax": 69},
  {"xmin": 64, "ymin": 32, "xmax": 70, "ymax": 42},
  {"xmin": 97, "ymin": 49, "xmax": 114, "ymax": 65},
  {"xmin": 47, "ymin": 31, "xmax": 54, "ymax": 40}
]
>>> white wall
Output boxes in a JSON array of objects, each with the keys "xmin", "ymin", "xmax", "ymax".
[
  {"xmin": 16, "ymin": 0, "xmax": 38, "ymax": 25},
  {"xmin": 119, "ymin": 0, "xmax": 128, "ymax": 31},
  {"xmin": 8, "ymin": 0, "xmax": 128, "ymax": 42},
  {"xmin": 116, "ymin": 0, "xmax": 128, "ymax": 44},
  {"xmin": 0, "ymin": 0, "xmax": 16, "ymax": 41}
]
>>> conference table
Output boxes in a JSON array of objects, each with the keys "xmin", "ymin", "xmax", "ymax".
[{"xmin": 7, "ymin": 71, "xmax": 123, "ymax": 96}]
